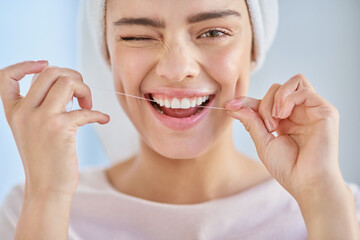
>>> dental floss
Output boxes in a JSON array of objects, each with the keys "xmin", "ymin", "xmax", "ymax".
[{"xmin": 87, "ymin": 84, "xmax": 227, "ymax": 110}]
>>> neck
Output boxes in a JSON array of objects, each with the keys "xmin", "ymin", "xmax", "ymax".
[{"xmin": 106, "ymin": 126, "xmax": 268, "ymax": 204}]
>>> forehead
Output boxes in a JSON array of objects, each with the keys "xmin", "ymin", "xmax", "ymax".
[{"xmin": 106, "ymin": 0, "xmax": 248, "ymax": 23}]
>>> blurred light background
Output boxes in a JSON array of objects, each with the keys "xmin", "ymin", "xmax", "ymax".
[{"xmin": 0, "ymin": 0, "xmax": 359, "ymax": 204}]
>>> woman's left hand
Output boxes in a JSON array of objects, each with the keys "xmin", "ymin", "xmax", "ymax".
[
  {"xmin": 225, "ymin": 74, "xmax": 343, "ymax": 199},
  {"xmin": 225, "ymin": 74, "xmax": 360, "ymax": 239}
]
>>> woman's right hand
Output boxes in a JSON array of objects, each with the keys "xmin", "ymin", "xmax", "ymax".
[{"xmin": 0, "ymin": 61, "xmax": 110, "ymax": 197}]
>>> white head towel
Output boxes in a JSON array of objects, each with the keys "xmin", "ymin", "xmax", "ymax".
[{"xmin": 78, "ymin": 0, "xmax": 279, "ymax": 163}]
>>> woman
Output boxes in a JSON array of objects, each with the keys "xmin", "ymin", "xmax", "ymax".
[{"xmin": 0, "ymin": 0, "xmax": 359, "ymax": 239}]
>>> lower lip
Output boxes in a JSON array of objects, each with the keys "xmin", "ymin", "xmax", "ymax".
[{"xmin": 146, "ymin": 97, "xmax": 215, "ymax": 131}]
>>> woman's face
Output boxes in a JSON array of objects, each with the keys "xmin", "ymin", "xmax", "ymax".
[{"xmin": 106, "ymin": 0, "xmax": 253, "ymax": 159}]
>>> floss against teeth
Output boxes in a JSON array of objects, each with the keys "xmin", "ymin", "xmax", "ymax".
[
  {"xmin": 31, "ymin": 73, "xmax": 73, "ymax": 112},
  {"xmin": 87, "ymin": 84, "xmax": 227, "ymax": 110}
]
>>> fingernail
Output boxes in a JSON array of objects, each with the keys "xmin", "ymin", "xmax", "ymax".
[
  {"xmin": 36, "ymin": 60, "xmax": 48, "ymax": 65},
  {"xmin": 279, "ymin": 108, "xmax": 286, "ymax": 119},
  {"xmin": 225, "ymin": 97, "xmax": 245, "ymax": 111},
  {"xmin": 276, "ymin": 105, "xmax": 281, "ymax": 118},
  {"xmin": 265, "ymin": 119, "xmax": 275, "ymax": 132},
  {"xmin": 272, "ymin": 105, "xmax": 277, "ymax": 117},
  {"xmin": 275, "ymin": 105, "xmax": 283, "ymax": 118}
]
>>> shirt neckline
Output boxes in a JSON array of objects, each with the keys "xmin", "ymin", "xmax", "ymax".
[{"xmin": 90, "ymin": 167, "xmax": 278, "ymax": 208}]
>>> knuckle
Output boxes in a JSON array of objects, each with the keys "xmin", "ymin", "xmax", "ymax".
[
  {"xmin": 60, "ymin": 76, "xmax": 76, "ymax": 88},
  {"xmin": 43, "ymin": 66, "xmax": 60, "ymax": 76},
  {"xmin": 64, "ymin": 68, "xmax": 83, "ymax": 82},
  {"xmin": 332, "ymin": 106, "xmax": 340, "ymax": 117},
  {"xmin": 294, "ymin": 73, "xmax": 306, "ymax": 79},
  {"xmin": 328, "ymin": 105, "xmax": 339, "ymax": 119},
  {"xmin": 85, "ymin": 84, "xmax": 91, "ymax": 95},
  {"xmin": 270, "ymin": 83, "xmax": 281, "ymax": 90},
  {"xmin": 299, "ymin": 87, "xmax": 312, "ymax": 96},
  {"xmin": 274, "ymin": 89, "xmax": 286, "ymax": 103},
  {"xmin": 319, "ymin": 105, "xmax": 339, "ymax": 122},
  {"xmin": 259, "ymin": 134, "xmax": 273, "ymax": 160},
  {"xmin": 243, "ymin": 113, "xmax": 257, "ymax": 132},
  {"xmin": 82, "ymin": 109, "xmax": 93, "ymax": 119},
  {"xmin": 294, "ymin": 73, "xmax": 311, "ymax": 87}
]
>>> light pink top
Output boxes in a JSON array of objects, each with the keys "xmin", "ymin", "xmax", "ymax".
[{"xmin": 1, "ymin": 167, "xmax": 359, "ymax": 240}]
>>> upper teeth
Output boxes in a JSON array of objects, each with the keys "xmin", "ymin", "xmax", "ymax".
[{"xmin": 152, "ymin": 95, "xmax": 210, "ymax": 109}]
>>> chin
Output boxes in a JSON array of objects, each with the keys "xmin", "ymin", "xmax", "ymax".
[{"xmin": 145, "ymin": 134, "xmax": 214, "ymax": 160}]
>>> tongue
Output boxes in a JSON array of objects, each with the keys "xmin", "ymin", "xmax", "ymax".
[{"xmin": 160, "ymin": 106, "xmax": 200, "ymax": 118}]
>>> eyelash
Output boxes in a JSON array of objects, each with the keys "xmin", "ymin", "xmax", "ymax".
[
  {"xmin": 198, "ymin": 28, "xmax": 231, "ymax": 40},
  {"xmin": 120, "ymin": 36, "xmax": 154, "ymax": 41},
  {"xmin": 119, "ymin": 29, "xmax": 231, "ymax": 42}
]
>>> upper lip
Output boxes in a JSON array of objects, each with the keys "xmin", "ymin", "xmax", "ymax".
[{"xmin": 145, "ymin": 88, "xmax": 216, "ymax": 98}]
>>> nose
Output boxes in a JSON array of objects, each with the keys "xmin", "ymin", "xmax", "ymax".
[{"xmin": 156, "ymin": 43, "xmax": 200, "ymax": 82}]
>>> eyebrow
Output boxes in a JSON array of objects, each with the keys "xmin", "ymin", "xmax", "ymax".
[
  {"xmin": 113, "ymin": 10, "xmax": 241, "ymax": 28},
  {"xmin": 187, "ymin": 10, "xmax": 241, "ymax": 23},
  {"xmin": 114, "ymin": 17, "xmax": 165, "ymax": 28}
]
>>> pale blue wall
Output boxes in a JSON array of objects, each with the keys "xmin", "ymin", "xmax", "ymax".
[
  {"xmin": 0, "ymin": 1, "xmax": 109, "ymax": 203},
  {"xmin": 1, "ymin": 1, "xmax": 359, "ymax": 205}
]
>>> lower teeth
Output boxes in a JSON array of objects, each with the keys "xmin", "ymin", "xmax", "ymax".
[
  {"xmin": 153, "ymin": 104, "xmax": 164, "ymax": 114},
  {"xmin": 157, "ymin": 109, "xmax": 164, "ymax": 114}
]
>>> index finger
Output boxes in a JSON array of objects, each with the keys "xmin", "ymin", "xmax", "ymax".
[
  {"xmin": 1, "ymin": 60, "xmax": 48, "ymax": 82},
  {"xmin": 0, "ymin": 60, "xmax": 48, "ymax": 115},
  {"xmin": 225, "ymin": 96, "xmax": 261, "ymax": 112}
]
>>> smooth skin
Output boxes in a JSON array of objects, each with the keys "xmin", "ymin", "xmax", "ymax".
[
  {"xmin": 0, "ymin": 0, "xmax": 360, "ymax": 239},
  {"xmin": 104, "ymin": 0, "xmax": 268, "ymax": 206}
]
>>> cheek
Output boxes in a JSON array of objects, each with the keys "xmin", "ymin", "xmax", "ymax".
[
  {"xmin": 109, "ymin": 47, "xmax": 159, "ymax": 125},
  {"xmin": 202, "ymin": 40, "xmax": 252, "ymax": 100},
  {"xmin": 111, "ymin": 47, "xmax": 156, "ymax": 92}
]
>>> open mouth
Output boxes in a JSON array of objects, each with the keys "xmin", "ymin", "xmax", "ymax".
[{"xmin": 145, "ymin": 93, "xmax": 215, "ymax": 118}]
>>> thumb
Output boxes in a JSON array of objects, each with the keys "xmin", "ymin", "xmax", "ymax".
[
  {"xmin": 225, "ymin": 97, "xmax": 275, "ymax": 161},
  {"xmin": 66, "ymin": 109, "xmax": 110, "ymax": 127}
]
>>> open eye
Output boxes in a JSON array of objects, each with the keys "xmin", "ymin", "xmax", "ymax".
[{"xmin": 198, "ymin": 29, "xmax": 231, "ymax": 39}]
